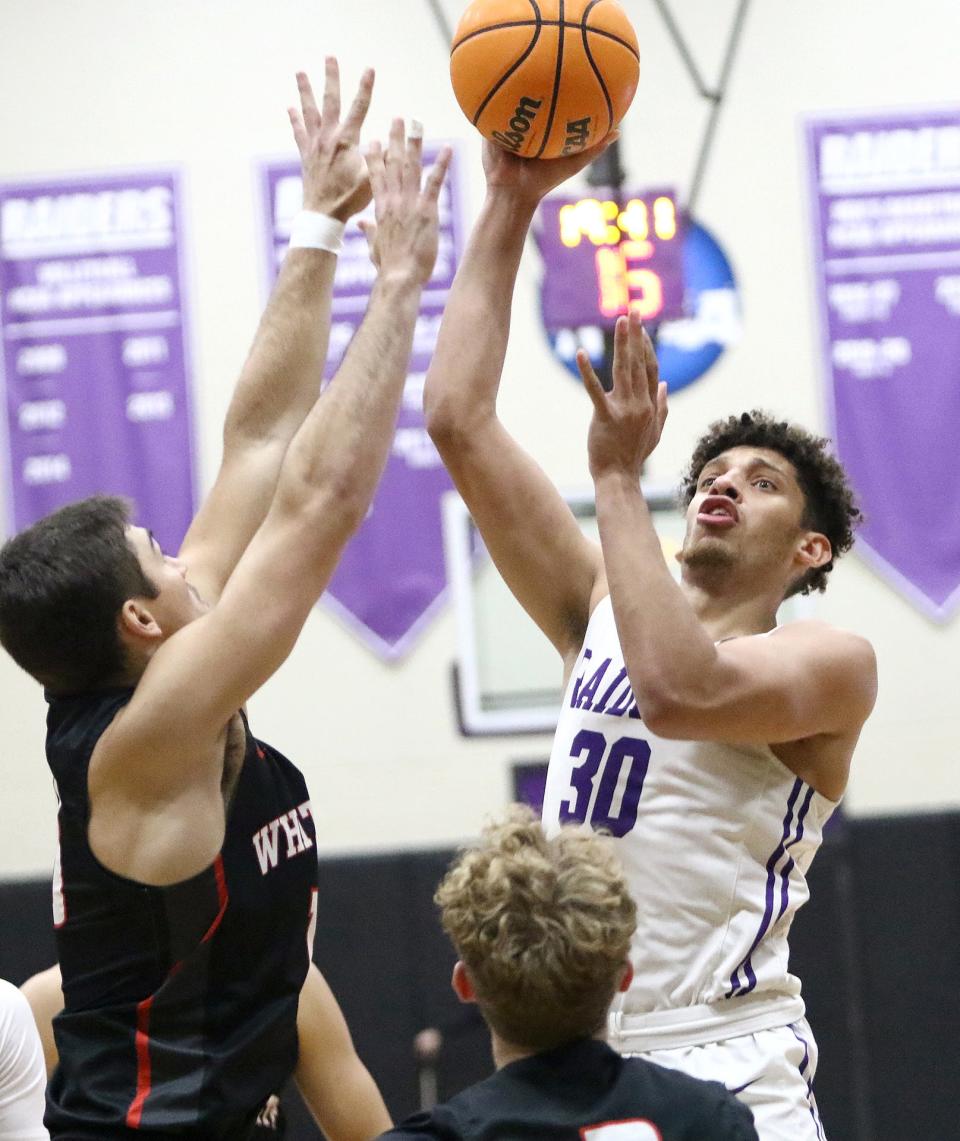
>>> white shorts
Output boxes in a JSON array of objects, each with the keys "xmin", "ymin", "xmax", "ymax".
[{"xmin": 626, "ymin": 1018, "xmax": 825, "ymax": 1141}]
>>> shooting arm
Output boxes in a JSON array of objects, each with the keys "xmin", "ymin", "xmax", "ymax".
[{"xmin": 424, "ymin": 181, "xmax": 601, "ymax": 659}]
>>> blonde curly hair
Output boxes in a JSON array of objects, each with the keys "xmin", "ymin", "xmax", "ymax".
[{"xmin": 435, "ymin": 805, "xmax": 637, "ymax": 1052}]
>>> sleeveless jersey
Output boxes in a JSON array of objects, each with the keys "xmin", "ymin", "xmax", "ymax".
[
  {"xmin": 542, "ymin": 597, "xmax": 837, "ymax": 1049},
  {"xmin": 44, "ymin": 688, "xmax": 318, "ymax": 1139}
]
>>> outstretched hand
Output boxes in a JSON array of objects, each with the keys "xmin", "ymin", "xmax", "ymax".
[
  {"xmin": 482, "ymin": 131, "xmax": 619, "ymax": 207},
  {"xmin": 359, "ymin": 120, "xmax": 452, "ymax": 287},
  {"xmin": 289, "ymin": 59, "xmax": 374, "ymax": 222},
  {"xmin": 578, "ymin": 311, "xmax": 668, "ymax": 483}
]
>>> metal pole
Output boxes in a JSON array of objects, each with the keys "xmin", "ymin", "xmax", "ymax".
[
  {"xmin": 650, "ymin": 0, "xmax": 712, "ymax": 99},
  {"xmin": 424, "ymin": 0, "xmax": 454, "ymax": 48},
  {"xmin": 686, "ymin": 0, "xmax": 751, "ymax": 215}
]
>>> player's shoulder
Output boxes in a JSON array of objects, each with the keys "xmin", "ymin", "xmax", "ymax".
[
  {"xmin": 0, "ymin": 977, "xmax": 25, "ymax": 1008},
  {"xmin": 0, "ymin": 979, "xmax": 37, "ymax": 1043},
  {"xmin": 769, "ymin": 616, "xmax": 871, "ymax": 647},
  {"xmin": 768, "ymin": 619, "xmax": 876, "ymax": 670},
  {"xmin": 376, "ymin": 1104, "xmax": 462, "ymax": 1140},
  {"xmin": 621, "ymin": 1056, "xmax": 758, "ymax": 1139}
]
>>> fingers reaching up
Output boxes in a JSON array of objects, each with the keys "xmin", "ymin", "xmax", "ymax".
[
  {"xmin": 362, "ymin": 120, "xmax": 452, "ymax": 287},
  {"xmin": 579, "ymin": 312, "xmax": 668, "ymax": 481},
  {"xmin": 423, "ymin": 145, "xmax": 452, "ymax": 204},
  {"xmin": 290, "ymin": 59, "xmax": 375, "ymax": 222}
]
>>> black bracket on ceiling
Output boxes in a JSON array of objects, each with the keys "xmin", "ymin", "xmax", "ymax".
[
  {"xmin": 424, "ymin": 0, "xmax": 455, "ymax": 48},
  {"xmin": 650, "ymin": 0, "xmax": 752, "ymax": 213}
]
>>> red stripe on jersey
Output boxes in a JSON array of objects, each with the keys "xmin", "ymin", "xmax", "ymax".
[
  {"xmin": 124, "ymin": 856, "xmax": 230, "ymax": 1125},
  {"xmin": 126, "ymin": 995, "xmax": 155, "ymax": 1128},
  {"xmin": 205, "ymin": 855, "xmax": 229, "ymax": 941}
]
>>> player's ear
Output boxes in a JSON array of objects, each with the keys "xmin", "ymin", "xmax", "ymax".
[
  {"xmin": 119, "ymin": 598, "xmax": 163, "ymax": 643},
  {"xmin": 451, "ymin": 961, "xmax": 476, "ymax": 1004},
  {"xmin": 796, "ymin": 530, "xmax": 832, "ymax": 572},
  {"xmin": 617, "ymin": 960, "xmax": 634, "ymax": 993}
]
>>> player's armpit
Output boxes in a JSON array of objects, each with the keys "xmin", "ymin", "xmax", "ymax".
[
  {"xmin": 295, "ymin": 964, "xmax": 391, "ymax": 1141},
  {"xmin": 641, "ymin": 621, "xmax": 877, "ymax": 749},
  {"xmin": 431, "ymin": 414, "xmax": 603, "ymax": 658}
]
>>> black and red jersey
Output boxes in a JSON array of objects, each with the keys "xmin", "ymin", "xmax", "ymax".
[
  {"xmin": 44, "ymin": 688, "xmax": 318, "ymax": 1139},
  {"xmin": 381, "ymin": 1038, "xmax": 758, "ymax": 1141}
]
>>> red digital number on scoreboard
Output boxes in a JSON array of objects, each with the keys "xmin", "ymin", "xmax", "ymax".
[
  {"xmin": 537, "ymin": 191, "xmax": 685, "ymax": 329},
  {"xmin": 558, "ymin": 195, "xmax": 678, "ymax": 321}
]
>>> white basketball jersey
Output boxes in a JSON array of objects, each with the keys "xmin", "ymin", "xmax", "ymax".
[{"xmin": 542, "ymin": 596, "xmax": 838, "ymax": 1047}]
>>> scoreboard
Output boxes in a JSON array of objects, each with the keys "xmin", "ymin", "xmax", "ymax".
[{"xmin": 535, "ymin": 189, "xmax": 686, "ymax": 330}]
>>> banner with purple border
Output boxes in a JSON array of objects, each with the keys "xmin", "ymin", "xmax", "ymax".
[
  {"xmin": 804, "ymin": 109, "xmax": 960, "ymax": 620},
  {"xmin": 258, "ymin": 145, "xmax": 466, "ymax": 659},
  {"xmin": 0, "ymin": 171, "xmax": 196, "ymax": 553}
]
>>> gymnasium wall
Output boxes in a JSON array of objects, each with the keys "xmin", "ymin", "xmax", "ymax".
[
  {"xmin": 3, "ymin": 812, "xmax": 959, "ymax": 1140},
  {"xmin": 1, "ymin": 0, "xmax": 959, "ymax": 884}
]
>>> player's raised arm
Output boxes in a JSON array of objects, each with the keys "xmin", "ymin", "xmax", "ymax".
[
  {"xmin": 178, "ymin": 60, "xmax": 373, "ymax": 604},
  {"xmin": 424, "ymin": 141, "xmax": 614, "ymax": 663},
  {"xmin": 294, "ymin": 964, "xmax": 392, "ymax": 1141},
  {"xmin": 97, "ymin": 126, "xmax": 451, "ymax": 809},
  {"xmin": 580, "ymin": 313, "xmax": 876, "ymax": 796}
]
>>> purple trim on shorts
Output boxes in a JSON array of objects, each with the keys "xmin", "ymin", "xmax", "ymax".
[
  {"xmin": 775, "ymin": 786, "xmax": 815, "ymax": 925},
  {"xmin": 790, "ymin": 1023, "xmax": 810, "ymax": 1077},
  {"xmin": 727, "ymin": 779, "xmax": 803, "ymax": 997},
  {"xmin": 790, "ymin": 1023, "xmax": 825, "ymax": 1141},
  {"xmin": 726, "ymin": 1078, "xmax": 759, "ymax": 1096}
]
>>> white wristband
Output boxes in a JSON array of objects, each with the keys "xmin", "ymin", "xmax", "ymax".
[{"xmin": 288, "ymin": 211, "xmax": 346, "ymax": 254}]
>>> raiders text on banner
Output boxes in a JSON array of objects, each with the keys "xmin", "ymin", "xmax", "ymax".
[
  {"xmin": 805, "ymin": 109, "xmax": 960, "ymax": 620},
  {"xmin": 259, "ymin": 146, "xmax": 466, "ymax": 659},
  {"xmin": 0, "ymin": 171, "xmax": 196, "ymax": 553}
]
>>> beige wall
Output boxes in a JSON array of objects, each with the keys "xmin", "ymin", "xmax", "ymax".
[{"xmin": 1, "ymin": 0, "xmax": 958, "ymax": 878}]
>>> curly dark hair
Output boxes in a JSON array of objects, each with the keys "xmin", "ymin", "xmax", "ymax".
[{"xmin": 679, "ymin": 411, "xmax": 861, "ymax": 597}]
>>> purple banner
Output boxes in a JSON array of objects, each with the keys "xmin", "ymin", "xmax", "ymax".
[
  {"xmin": 258, "ymin": 145, "xmax": 466, "ymax": 658},
  {"xmin": 0, "ymin": 171, "xmax": 195, "ymax": 553},
  {"xmin": 805, "ymin": 109, "xmax": 960, "ymax": 620}
]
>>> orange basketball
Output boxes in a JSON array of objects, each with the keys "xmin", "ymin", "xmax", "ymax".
[{"xmin": 450, "ymin": 0, "xmax": 640, "ymax": 160}]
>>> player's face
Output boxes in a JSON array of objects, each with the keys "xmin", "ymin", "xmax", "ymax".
[
  {"xmin": 680, "ymin": 446, "xmax": 810, "ymax": 581},
  {"xmin": 126, "ymin": 526, "xmax": 208, "ymax": 636}
]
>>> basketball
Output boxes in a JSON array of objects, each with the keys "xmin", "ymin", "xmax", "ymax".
[{"xmin": 450, "ymin": 0, "xmax": 640, "ymax": 160}]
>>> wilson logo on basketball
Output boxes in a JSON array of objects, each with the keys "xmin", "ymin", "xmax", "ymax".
[
  {"xmin": 562, "ymin": 116, "xmax": 591, "ymax": 155},
  {"xmin": 449, "ymin": 0, "xmax": 640, "ymax": 160},
  {"xmin": 491, "ymin": 96, "xmax": 543, "ymax": 152}
]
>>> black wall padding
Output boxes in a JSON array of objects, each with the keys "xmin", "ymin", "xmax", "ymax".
[
  {"xmin": 847, "ymin": 813, "xmax": 960, "ymax": 1139},
  {"xmin": 0, "ymin": 879, "xmax": 56, "ymax": 983},
  {"xmin": 1, "ymin": 813, "xmax": 958, "ymax": 1140},
  {"xmin": 789, "ymin": 821, "xmax": 874, "ymax": 1140}
]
